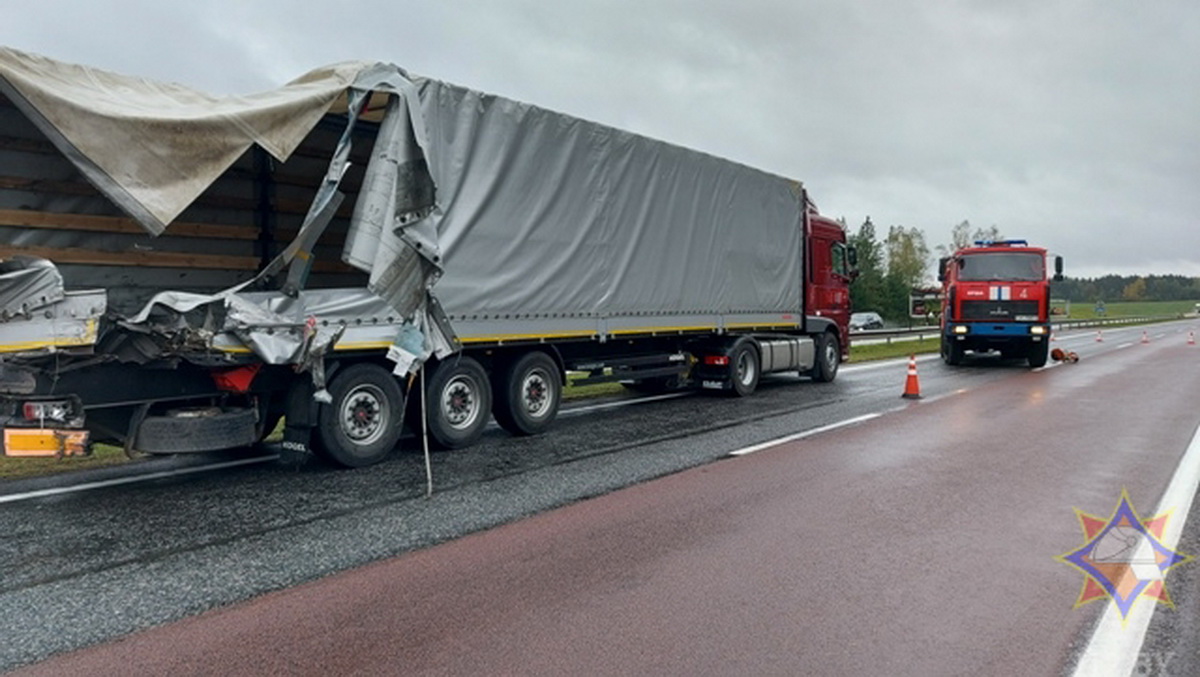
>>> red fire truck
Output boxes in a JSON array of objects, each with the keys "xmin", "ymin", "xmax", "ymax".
[{"xmin": 938, "ymin": 240, "xmax": 1063, "ymax": 368}]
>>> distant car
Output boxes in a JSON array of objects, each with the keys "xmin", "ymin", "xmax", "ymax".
[{"xmin": 850, "ymin": 312, "xmax": 884, "ymax": 331}]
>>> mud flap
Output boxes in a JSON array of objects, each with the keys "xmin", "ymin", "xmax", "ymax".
[
  {"xmin": 280, "ymin": 375, "xmax": 318, "ymax": 460},
  {"xmin": 281, "ymin": 424, "xmax": 313, "ymax": 459}
]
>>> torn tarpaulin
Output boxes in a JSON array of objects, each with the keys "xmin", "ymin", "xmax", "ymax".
[
  {"xmin": 0, "ymin": 46, "xmax": 368, "ymax": 235},
  {"xmin": 0, "ymin": 51, "xmax": 454, "ymax": 381}
]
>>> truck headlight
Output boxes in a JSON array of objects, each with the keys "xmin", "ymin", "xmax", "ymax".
[
  {"xmin": 952, "ymin": 325, "xmax": 969, "ymax": 334},
  {"xmin": 1030, "ymin": 326, "xmax": 1047, "ymax": 335}
]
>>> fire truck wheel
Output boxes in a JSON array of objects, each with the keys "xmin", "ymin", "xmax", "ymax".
[
  {"xmin": 811, "ymin": 331, "xmax": 840, "ymax": 383},
  {"xmin": 493, "ymin": 351, "xmax": 562, "ymax": 436},
  {"xmin": 424, "ymin": 356, "xmax": 492, "ymax": 449},
  {"xmin": 1028, "ymin": 340, "xmax": 1049, "ymax": 368},
  {"xmin": 941, "ymin": 337, "xmax": 964, "ymax": 366},
  {"xmin": 315, "ymin": 363, "xmax": 405, "ymax": 468}
]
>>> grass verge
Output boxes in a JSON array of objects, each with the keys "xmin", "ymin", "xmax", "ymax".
[
  {"xmin": 848, "ymin": 338, "xmax": 940, "ymax": 363},
  {"xmin": 0, "ymin": 443, "xmax": 129, "ymax": 480}
]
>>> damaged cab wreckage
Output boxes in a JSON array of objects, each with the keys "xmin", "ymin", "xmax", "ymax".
[{"xmin": 0, "ymin": 47, "xmax": 854, "ymax": 468}]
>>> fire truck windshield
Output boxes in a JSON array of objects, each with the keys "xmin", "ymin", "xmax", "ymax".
[{"xmin": 957, "ymin": 252, "xmax": 1044, "ymax": 281}]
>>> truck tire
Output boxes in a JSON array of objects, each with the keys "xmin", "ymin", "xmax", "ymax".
[
  {"xmin": 314, "ymin": 363, "xmax": 405, "ymax": 468},
  {"xmin": 136, "ymin": 406, "xmax": 259, "ymax": 454},
  {"xmin": 811, "ymin": 331, "xmax": 840, "ymax": 382},
  {"xmin": 254, "ymin": 396, "xmax": 283, "ymax": 443},
  {"xmin": 1028, "ymin": 340, "xmax": 1049, "ymax": 368},
  {"xmin": 424, "ymin": 356, "xmax": 492, "ymax": 449},
  {"xmin": 941, "ymin": 336, "xmax": 964, "ymax": 366},
  {"xmin": 493, "ymin": 351, "xmax": 561, "ymax": 436},
  {"xmin": 728, "ymin": 339, "xmax": 760, "ymax": 397}
]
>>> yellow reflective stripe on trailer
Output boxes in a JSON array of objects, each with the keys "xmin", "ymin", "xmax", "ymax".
[
  {"xmin": 458, "ymin": 331, "xmax": 597, "ymax": 344},
  {"xmin": 724, "ymin": 322, "xmax": 802, "ymax": 330},
  {"xmin": 0, "ymin": 319, "xmax": 98, "ymax": 353},
  {"xmin": 205, "ymin": 322, "xmax": 806, "ymax": 355}
]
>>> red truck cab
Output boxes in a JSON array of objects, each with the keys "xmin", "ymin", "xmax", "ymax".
[
  {"xmin": 938, "ymin": 240, "xmax": 1063, "ymax": 368},
  {"xmin": 806, "ymin": 211, "xmax": 855, "ymax": 361}
]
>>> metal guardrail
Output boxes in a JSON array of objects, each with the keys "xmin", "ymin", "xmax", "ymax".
[{"xmin": 850, "ymin": 316, "xmax": 1176, "ymax": 345}]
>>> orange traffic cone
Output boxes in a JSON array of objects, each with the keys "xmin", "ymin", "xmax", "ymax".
[
  {"xmin": 1096, "ymin": 330, "xmax": 1104, "ymax": 343},
  {"xmin": 1189, "ymin": 331, "xmax": 1196, "ymax": 346},
  {"xmin": 901, "ymin": 354, "xmax": 922, "ymax": 400},
  {"xmin": 1141, "ymin": 330, "xmax": 1150, "ymax": 344}
]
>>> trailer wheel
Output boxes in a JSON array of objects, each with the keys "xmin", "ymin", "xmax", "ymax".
[
  {"xmin": 315, "ymin": 363, "xmax": 404, "ymax": 468},
  {"xmin": 811, "ymin": 331, "xmax": 840, "ymax": 382},
  {"xmin": 728, "ymin": 340, "xmax": 760, "ymax": 397},
  {"xmin": 424, "ymin": 356, "xmax": 492, "ymax": 449},
  {"xmin": 1028, "ymin": 340, "xmax": 1049, "ymax": 368},
  {"xmin": 493, "ymin": 351, "xmax": 561, "ymax": 436}
]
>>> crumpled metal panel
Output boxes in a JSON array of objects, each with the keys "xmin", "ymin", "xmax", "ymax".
[
  {"xmin": 0, "ymin": 256, "xmax": 64, "ymax": 320},
  {"xmin": 0, "ymin": 288, "xmax": 104, "ymax": 356}
]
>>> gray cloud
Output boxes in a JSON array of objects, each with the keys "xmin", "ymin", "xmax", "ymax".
[{"xmin": 3, "ymin": 0, "xmax": 1197, "ymax": 277}]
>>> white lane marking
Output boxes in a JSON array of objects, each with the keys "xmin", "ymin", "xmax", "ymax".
[
  {"xmin": 911, "ymin": 388, "xmax": 969, "ymax": 405},
  {"xmin": 1070, "ymin": 422, "xmax": 1200, "ymax": 677},
  {"xmin": 0, "ymin": 454, "xmax": 279, "ymax": 505},
  {"xmin": 1116, "ymin": 343, "xmax": 1133, "ymax": 349},
  {"xmin": 728, "ymin": 413, "xmax": 881, "ymax": 457},
  {"xmin": 562, "ymin": 391, "xmax": 691, "ymax": 415},
  {"xmin": 1055, "ymin": 333, "xmax": 1106, "ymax": 343}
]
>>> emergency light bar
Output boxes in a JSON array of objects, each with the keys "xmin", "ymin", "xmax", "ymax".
[{"xmin": 973, "ymin": 239, "xmax": 1029, "ymax": 247}]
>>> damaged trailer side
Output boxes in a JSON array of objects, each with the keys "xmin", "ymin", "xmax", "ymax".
[
  {"xmin": 0, "ymin": 48, "xmax": 452, "ymax": 466},
  {"xmin": 0, "ymin": 47, "xmax": 853, "ymax": 468}
]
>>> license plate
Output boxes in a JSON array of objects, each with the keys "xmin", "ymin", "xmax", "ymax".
[
  {"xmin": 3, "ymin": 428, "xmax": 90, "ymax": 457},
  {"xmin": 701, "ymin": 380, "xmax": 725, "ymax": 390}
]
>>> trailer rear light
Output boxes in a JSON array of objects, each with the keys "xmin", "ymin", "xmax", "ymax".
[
  {"xmin": 704, "ymin": 355, "xmax": 730, "ymax": 366},
  {"xmin": 22, "ymin": 400, "xmax": 72, "ymax": 423}
]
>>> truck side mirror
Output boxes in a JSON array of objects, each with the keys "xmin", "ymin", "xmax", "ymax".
[
  {"xmin": 847, "ymin": 246, "xmax": 858, "ymax": 269},
  {"xmin": 1054, "ymin": 256, "xmax": 1064, "ymax": 282},
  {"xmin": 937, "ymin": 257, "xmax": 949, "ymax": 282}
]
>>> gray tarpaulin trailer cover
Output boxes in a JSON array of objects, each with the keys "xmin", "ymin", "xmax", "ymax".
[{"xmin": 0, "ymin": 46, "xmax": 808, "ymax": 371}]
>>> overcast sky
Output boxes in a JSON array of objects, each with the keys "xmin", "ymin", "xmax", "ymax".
[{"xmin": 5, "ymin": 1, "xmax": 1198, "ymax": 278}]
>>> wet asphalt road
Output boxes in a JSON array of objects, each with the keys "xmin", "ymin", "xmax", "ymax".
[{"xmin": 2, "ymin": 321, "xmax": 1199, "ymax": 674}]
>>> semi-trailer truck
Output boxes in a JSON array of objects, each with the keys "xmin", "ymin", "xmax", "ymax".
[
  {"xmin": 0, "ymin": 48, "xmax": 855, "ymax": 468},
  {"xmin": 938, "ymin": 239, "xmax": 1063, "ymax": 368}
]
